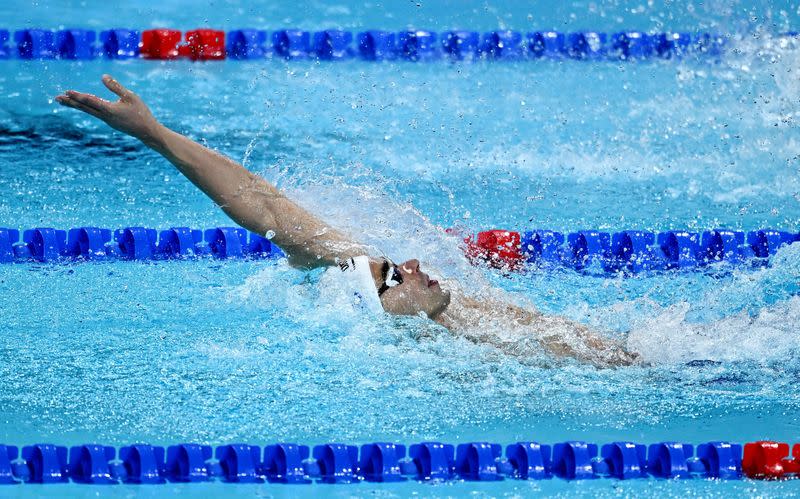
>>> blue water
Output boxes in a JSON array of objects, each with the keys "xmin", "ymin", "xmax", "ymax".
[{"xmin": 2, "ymin": 0, "xmax": 800, "ymax": 496}]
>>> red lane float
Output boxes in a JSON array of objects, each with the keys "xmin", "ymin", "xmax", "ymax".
[
  {"xmin": 742, "ymin": 441, "xmax": 799, "ymax": 479},
  {"xmin": 464, "ymin": 230, "xmax": 523, "ymax": 268},
  {"xmin": 141, "ymin": 29, "xmax": 181, "ymax": 59},
  {"xmin": 184, "ymin": 29, "xmax": 225, "ymax": 60},
  {"xmin": 142, "ymin": 29, "xmax": 226, "ymax": 60}
]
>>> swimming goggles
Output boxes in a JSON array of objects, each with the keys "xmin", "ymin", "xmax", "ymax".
[{"xmin": 378, "ymin": 258, "xmax": 404, "ymax": 296}]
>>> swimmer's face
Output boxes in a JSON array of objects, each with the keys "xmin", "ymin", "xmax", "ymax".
[{"xmin": 374, "ymin": 259, "xmax": 451, "ymax": 319}]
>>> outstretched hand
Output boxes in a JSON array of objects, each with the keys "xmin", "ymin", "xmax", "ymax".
[{"xmin": 55, "ymin": 75, "xmax": 162, "ymax": 143}]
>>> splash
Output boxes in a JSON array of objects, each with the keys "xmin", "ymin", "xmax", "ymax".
[
  {"xmin": 628, "ymin": 296, "xmax": 800, "ymax": 364},
  {"xmin": 627, "ymin": 244, "xmax": 800, "ymax": 364}
]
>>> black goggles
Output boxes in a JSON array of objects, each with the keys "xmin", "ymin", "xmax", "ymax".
[{"xmin": 377, "ymin": 259, "xmax": 404, "ymax": 296}]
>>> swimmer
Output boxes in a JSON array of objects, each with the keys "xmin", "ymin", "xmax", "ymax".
[{"xmin": 55, "ymin": 75, "xmax": 641, "ymax": 368}]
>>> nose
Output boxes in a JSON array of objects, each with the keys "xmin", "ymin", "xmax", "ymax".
[{"xmin": 401, "ymin": 259, "xmax": 420, "ymax": 274}]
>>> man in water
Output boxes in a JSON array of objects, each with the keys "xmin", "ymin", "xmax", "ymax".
[{"xmin": 56, "ymin": 75, "xmax": 640, "ymax": 367}]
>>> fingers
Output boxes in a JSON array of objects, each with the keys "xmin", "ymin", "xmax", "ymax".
[
  {"xmin": 64, "ymin": 90, "xmax": 111, "ymax": 114},
  {"xmin": 55, "ymin": 94, "xmax": 104, "ymax": 119},
  {"xmin": 102, "ymin": 74, "xmax": 132, "ymax": 99},
  {"xmin": 55, "ymin": 95, "xmax": 100, "ymax": 116}
]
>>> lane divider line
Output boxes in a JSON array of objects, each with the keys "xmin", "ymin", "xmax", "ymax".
[
  {"xmin": 1, "ymin": 440, "xmax": 796, "ymax": 484},
  {"xmin": 0, "ymin": 28, "xmax": 761, "ymax": 61},
  {"xmin": 1, "ymin": 226, "xmax": 797, "ymax": 275}
]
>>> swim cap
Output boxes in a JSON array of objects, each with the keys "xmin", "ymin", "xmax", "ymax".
[{"xmin": 335, "ymin": 255, "xmax": 384, "ymax": 314}]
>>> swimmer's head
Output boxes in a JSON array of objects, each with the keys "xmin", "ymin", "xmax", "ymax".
[{"xmin": 368, "ymin": 258, "xmax": 451, "ymax": 319}]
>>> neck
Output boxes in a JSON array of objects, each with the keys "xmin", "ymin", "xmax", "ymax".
[{"xmin": 432, "ymin": 304, "xmax": 456, "ymax": 331}]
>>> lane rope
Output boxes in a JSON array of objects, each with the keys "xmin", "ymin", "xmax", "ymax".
[
  {"xmin": 1, "ymin": 226, "xmax": 797, "ymax": 275},
  {"xmin": 0, "ymin": 28, "xmax": 760, "ymax": 61},
  {"xmin": 0, "ymin": 440, "xmax": 795, "ymax": 484}
]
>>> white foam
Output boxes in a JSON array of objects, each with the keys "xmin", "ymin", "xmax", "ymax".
[
  {"xmin": 628, "ymin": 296, "xmax": 800, "ymax": 364},
  {"xmin": 625, "ymin": 244, "xmax": 800, "ymax": 364}
]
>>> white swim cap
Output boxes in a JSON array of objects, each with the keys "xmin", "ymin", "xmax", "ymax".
[{"xmin": 334, "ymin": 255, "xmax": 384, "ymax": 314}]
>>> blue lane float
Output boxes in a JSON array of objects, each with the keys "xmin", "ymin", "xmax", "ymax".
[
  {"xmin": 357, "ymin": 30, "xmax": 396, "ymax": 60},
  {"xmin": 566, "ymin": 31, "xmax": 607, "ymax": 59},
  {"xmin": 646, "ymin": 442, "xmax": 701, "ymax": 479},
  {"xmin": 521, "ymin": 230, "xmax": 564, "ymax": 263},
  {"xmin": 115, "ymin": 227, "xmax": 158, "ymax": 260},
  {"xmin": 312, "ymin": 443, "xmax": 360, "ymax": 484},
  {"xmin": 696, "ymin": 442, "xmax": 743, "ymax": 479},
  {"xmin": 66, "ymin": 227, "xmax": 112, "ymax": 260},
  {"xmin": 55, "ymin": 29, "xmax": 96, "ymax": 59},
  {"xmin": 505, "ymin": 442, "xmax": 550, "ymax": 479},
  {"xmin": 0, "ymin": 440, "xmax": 753, "ymax": 484},
  {"xmin": 20, "ymin": 444, "xmax": 68, "ymax": 483},
  {"xmin": 14, "ymin": 29, "xmax": 56, "ymax": 59},
  {"xmin": 166, "ymin": 444, "xmax": 213, "ymax": 482},
  {"xmin": 528, "ymin": 31, "xmax": 566, "ymax": 58},
  {"xmin": 599, "ymin": 442, "xmax": 648, "ymax": 479},
  {"xmin": 22, "ymin": 228, "xmax": 67, "ymax": 262},
  {"xmin": 157, "ymin": 227, "xmax": 204, "ymax": 258},
  {"xmin": 455, "ymin": 442, "xmax": 503, "ymax": 481},
  {"xmin": 612, "ymin": 31, "xmax": 654, "ymax": 59},
  {"xmin": 694, "ymin": 33, "xmax": 727, "ymax": 56},
  {"xmin": 481, "ymin": 30, "xmax": 525, "ymax": 59},
  {"xmin": 204, "ymin": 227, "xmax": 248, "ymax": 259},
  {"xmin": 610, "ymin": 230, "xmax": 660, "ymax": 272},
  {"xmin": 551, "ymin": 441, "xmax": 598, "ymax": 480},
  {"xmin": 442, "ymin": 31, "xmax": 480, "ymax": 60},
  {"xmin": 359, "ymin": 443, "xmax": 407, "ymax": 482},
  {"xmin": 118, "ymin": 444, "xmax": 166, "ymax": 484},
  {"xmin": 263, "ymin": 443, "xmax": 311, "ymax": 484},
  {"xmin": 408, "ymin": 442, "xmax": 454, "ymax": 481},
  {"xmin": 272, "ymin": 29, "xmax": 311, "ymax": 59},
  {"xmin": 748, "ymin": 229, "xmax": 796, "ymax": 258},
  {"xmin": 68, "ymin": 445, "xmax": 116, "ymax": 484},
  {"xmin": 657, "ymin": 230, "xmax": 701, "ymax": 269},
  {"xmin": 226, "ymin": 29, "xmax": 267, "ymax": 60},
  {"xmin": 566, "ymin": 230, "xmax": 611, "ymax": 270},
  {"xmin": 397, "ymin": 30, "xmax": 439, "ymax": 61},
  {"xmin": 216, "ymin": 444, "xmax": 263, "ymax": 483},
  {"xmin": 99, "ymin": 29, "xmax": 140, "ymax": 59},
  {"xmin": 313, "ymin": 30, "xmax": 353, "ymax": 60},
  {"xmin": 2, "ymin": 27, "xmax": 740, "ymax": 61},
  {"xmin": 655, "ymin": 32, "xmax": 692, "ymax": 58}
]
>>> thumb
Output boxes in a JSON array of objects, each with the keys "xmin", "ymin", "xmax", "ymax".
[{"xmin": 102, "ymin": 74, "xmax": 132, "ymax": 99}]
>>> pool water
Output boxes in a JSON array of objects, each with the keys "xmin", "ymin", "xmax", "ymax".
[{"xmin": 1, "ymin": 0, "xmax": 800, "ymax": 496}]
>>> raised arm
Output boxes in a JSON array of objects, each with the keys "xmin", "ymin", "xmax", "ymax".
[{"xmin": 55, "ymin": 75, "xmax": 367, "ymax": 268}]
